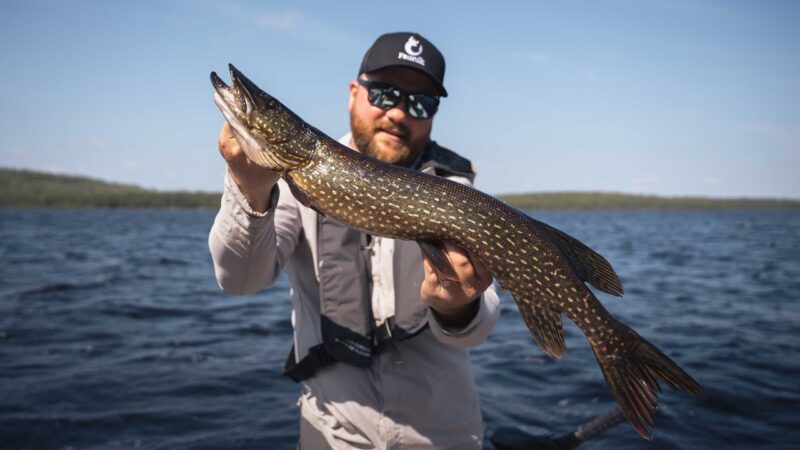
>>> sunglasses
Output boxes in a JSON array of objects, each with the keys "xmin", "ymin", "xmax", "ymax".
[{"xmin": 357, "ymin": 79, "xmax": 440, "ymax": 119}]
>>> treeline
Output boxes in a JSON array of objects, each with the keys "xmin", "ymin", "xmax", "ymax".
[
  {"xmin": 497, "ymin": 191, "xmax": 800, "ymax": 210},
  {"xmin": 0, "ymin": 168, "xmax": 220, "ymax": 208},
  {"xmin": 2, "ymin": 167, "xmax": 798, "ymax": 210}
]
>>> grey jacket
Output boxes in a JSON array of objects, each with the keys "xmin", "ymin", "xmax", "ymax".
[{"xmin": 208, "ymin": 134, "xmax": 501, "ymax": 449}]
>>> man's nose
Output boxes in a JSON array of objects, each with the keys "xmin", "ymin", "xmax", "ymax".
[{"xmin": 384, "ymin": 98, "xmax": 408, "ymax": 122}]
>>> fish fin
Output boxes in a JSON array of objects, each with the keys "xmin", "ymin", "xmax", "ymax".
[
  {"xmin": 517, "ymin": 300, "xmax": 566, "ymax": 358},
  {"xmin": 418, "ymin": 240, "xmax": 459, "ymax": 282},
  {"xmin": 285, "ymin": 174, "xmax": 325, "ymax": 216},
  {"xmin": 592, "ymin": 325, "xmax": 703, "ymax": 440},
  {"xmin": 542, "ymin": 223, "xmax": 624, "ymax": 296}
]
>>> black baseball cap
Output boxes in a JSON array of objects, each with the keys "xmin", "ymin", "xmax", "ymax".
[{"xmin": 359, "ymin": 32, "xmax": 448, "ymax": 97}]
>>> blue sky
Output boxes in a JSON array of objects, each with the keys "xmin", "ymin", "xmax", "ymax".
[{"xmin": 1, "ymin": 0, "xmax": 797, "ymax": 198}]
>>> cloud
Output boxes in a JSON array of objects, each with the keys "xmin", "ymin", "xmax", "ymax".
[
  {"xmin": 256, "ymin": 11, "xmax": 302, "ymax": 31},
  {"xmin": 202, "ymin": 1, "xmax": 356, "ymax": 48},
  {"xmin": 123, "ymin": 160, "xmax": 140, "ymax": 171},
  {"xmin": 741, "ymin": 121, "xmax": 800, "ymax": 152},
  {"xmin": 511, "ymin": 51, "xmax": 550, "ymax": 64},
  {"xmin": 631, "ymin": 174, "xmax": 663, "ymax": 190},
  {"xmin": 61, "ymin": 137, "xmax": 114, "ymax": 151},
  {"xmin": 628, "ymin": 0, "xmax": 723, "ymax": 16},
  {"xmin": 581, "ymin": 67, "xmax": 599, "ymax": 82},
  {"xmin": 255, "ymin": 11, "xmax": 356, "ymax": 46}
]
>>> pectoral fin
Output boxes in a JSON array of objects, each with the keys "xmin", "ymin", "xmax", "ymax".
[
  {"xmin": 285, "ymin": 174, "xmax": 325, "ymax": 216},
  {"xmin": 417, "ymin": 240, "xmax": 459, "ymax": 283}
]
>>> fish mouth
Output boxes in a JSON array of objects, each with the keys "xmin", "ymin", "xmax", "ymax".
[
  {"xmin": 211, "ymin": 64, "xmax": 308, "ymax": 171},
  {"xmin": 210, "ymin": 67, "xmax": 242, "ymax": 128},
  {"xmin": 211, "ymin": 64, "xmax": 263, "ymax": 125},
  {"xmin": 210, "ymin": 64, "xmax": 285, "ymax": 145},
  {"xmin": 213, "ymin": 64, "xmax": 281, "ymax": 120},
  {"xmin": 210, "ymin": 65, "xmax": 275, "ymax": 161}
]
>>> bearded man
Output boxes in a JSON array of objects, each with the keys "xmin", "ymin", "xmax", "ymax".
[{"xmin": 209, "ymin": 32, "xmax": 500, "ymax": 449}]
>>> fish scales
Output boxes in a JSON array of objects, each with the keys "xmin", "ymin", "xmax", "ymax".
[{"xmin": 211, "ymin": 65, "xmax": 703, "ymax": 440}]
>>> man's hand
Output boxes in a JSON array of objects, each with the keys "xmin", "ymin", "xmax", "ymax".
[
  {"xmin": 420, "ymin": 242, "xmax": 493, "ymax": 329},
  {"xmin": 218, "ymin": 122, "xmax": 281, "ymax": 213}
]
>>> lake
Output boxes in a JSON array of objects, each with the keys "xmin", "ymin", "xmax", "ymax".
[{"xmin": 1, "ymin": 209, "xmax": 798, "ymax": 449}]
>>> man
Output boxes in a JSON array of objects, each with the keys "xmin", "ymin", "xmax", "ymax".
[{"xmin": 209, "ymin": 32, "xmax": 501, "ymax": 449}]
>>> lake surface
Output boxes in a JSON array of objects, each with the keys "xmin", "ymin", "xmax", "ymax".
[{"xmin": 1, "ymin": 209, "xmax": 798, "ymax": 449}]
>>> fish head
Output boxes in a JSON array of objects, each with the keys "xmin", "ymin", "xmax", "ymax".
[{"xmin": 211, "ymin": 64, "xmax": 316, "ymax": 171}]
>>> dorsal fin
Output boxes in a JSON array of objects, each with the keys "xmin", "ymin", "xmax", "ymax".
[{"xmin": 543, "ymin": 223, "xmax": 624, "ymax": 296}]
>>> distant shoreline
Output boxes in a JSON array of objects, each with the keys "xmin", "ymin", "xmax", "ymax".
[{"xmin": 2, "ymin": 167, "xmax": 798, "ymax": 210}]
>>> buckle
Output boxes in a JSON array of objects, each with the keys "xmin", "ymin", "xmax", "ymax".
[{"xmin": 373, "ymin": 316, "xmax": 395, "ymax": 351}]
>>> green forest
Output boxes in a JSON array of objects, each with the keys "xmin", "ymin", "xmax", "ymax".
[
  {"xmin": 0, "ymin": 168, "xmax": 220, "ymax": 208},
  {"xmin": 2, "ymin": 167, "xmax": 798, "ymax": 210}
]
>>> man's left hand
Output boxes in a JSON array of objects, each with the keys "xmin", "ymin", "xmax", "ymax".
[{"xmin": 420, "ymin": 242, "xmax": 493, "ymax": 329}]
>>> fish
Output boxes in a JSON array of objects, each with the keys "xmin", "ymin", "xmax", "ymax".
[{"xmin": 210, "ymin": 64, "xmax": 703, "ymax": 439}]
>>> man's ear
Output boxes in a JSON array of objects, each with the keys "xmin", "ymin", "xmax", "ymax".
[{"xmin": 347, "ymin": 80, "xmax": 359, "ymax": 113}]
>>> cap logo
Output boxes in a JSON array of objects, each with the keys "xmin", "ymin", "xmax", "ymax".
[
  {"xmin": 397, "ymin": 35, "xmax": 426, "ymax": 66},
  {"xmin": 404, "ymin": 36, "xmax": 423, "ymax": 56}
]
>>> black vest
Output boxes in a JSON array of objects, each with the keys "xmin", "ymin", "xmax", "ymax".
[{"xmin": 284, "ymin": 142, "xmax": 475, "ymax": 381}]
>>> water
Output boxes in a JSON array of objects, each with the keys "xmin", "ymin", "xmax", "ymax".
[{"xmin": 1, "ymin": 209, "xmax": 798, "ymax": 449}]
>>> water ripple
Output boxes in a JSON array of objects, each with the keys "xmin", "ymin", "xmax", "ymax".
[{"xmin": 1, "ymin": 209, "xmax": 799, "ymax": 449}]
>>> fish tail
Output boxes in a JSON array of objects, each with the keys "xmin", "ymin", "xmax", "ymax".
[{"xmin": 591, "ymin": 325, "xmax": 703, "ymax": 440}]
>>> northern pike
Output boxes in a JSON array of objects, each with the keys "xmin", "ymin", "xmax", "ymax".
[{"xmin": 210, "ymin": 64, "xmax": 702, "ymax": 439}]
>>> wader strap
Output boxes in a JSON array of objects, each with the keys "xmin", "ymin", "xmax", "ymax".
[
  {"xmin": 283, "ymin": 344, "xmax": 335, "ymax": 383},
  {"xmin": 283, "ymin": 141, "xmax": 475, "ymax": 382},
  {"xmin": 317, "ymin": 216, "xmax": 374, "ymax": 367},
  {"xmin": 284, "ymin": 317, "xmax": 425, "ymax": 382},
  {"xmin": 283, "ymin": 318, "xmax": 390, "ymax": 382}
]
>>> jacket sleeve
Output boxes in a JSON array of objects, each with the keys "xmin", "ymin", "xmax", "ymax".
[
  {"xmin": 426, "ymin": 285, "xmax": 501, "ymax": 348},
  {"xmin": 208, "ymin": 171, "xmax": 302, "ymax": 295},
  {"xmin": 423, "ymin": 173, "xmax": 502, "ymax": 348}
]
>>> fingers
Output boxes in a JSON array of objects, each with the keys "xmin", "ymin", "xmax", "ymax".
[
  {"xmin": 218, "ymin": 122, "xmax": 238, "ymax": 161},
  {"xmin": 421, "ymin": 242, "xmax": 493, "ymax": 294},
  {"xmin": 468, "ymin": 248, "xmax": 492, "ymax": 289},
  {"xmin": 420, "ymin": 242, "xmax": 490, "ymax": 327},
  {"xmin": 439, "ymin": 242, "xmax": 483, "ymax": 291},
  {"xmin": 216, "ymin": 122, "xmax": 280, "ymax": 212}
]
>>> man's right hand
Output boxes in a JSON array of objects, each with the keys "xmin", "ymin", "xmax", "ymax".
[{"xmin": 218, "ymin": 122, "xmax": 281, "ymax": 213}]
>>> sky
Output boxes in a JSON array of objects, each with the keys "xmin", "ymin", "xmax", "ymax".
[{"xmin": 1, "ymin": 0, "xmax": 798, "ymax": 198}]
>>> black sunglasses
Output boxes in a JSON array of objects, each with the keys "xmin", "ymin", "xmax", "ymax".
[{"xmin": 357, "ymin": 79, "xmax": 440, "ymax": 119}]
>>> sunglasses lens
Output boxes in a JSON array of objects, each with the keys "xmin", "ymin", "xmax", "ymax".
[
  {"xmin": 407, "ymin": 95, "xmax": 437, "ymax": 119},
  {"xmin": 370, "ymin": 87, "xmax": 402, "ymax": 110},
  {"xmin": 361, "ymin": 80, "xmax": 438, "ymax": 119}
]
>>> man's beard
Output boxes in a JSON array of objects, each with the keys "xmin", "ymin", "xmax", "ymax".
[{"xmin": 350, "ymin": 114, "xmax": 428, "ymax": 167}]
